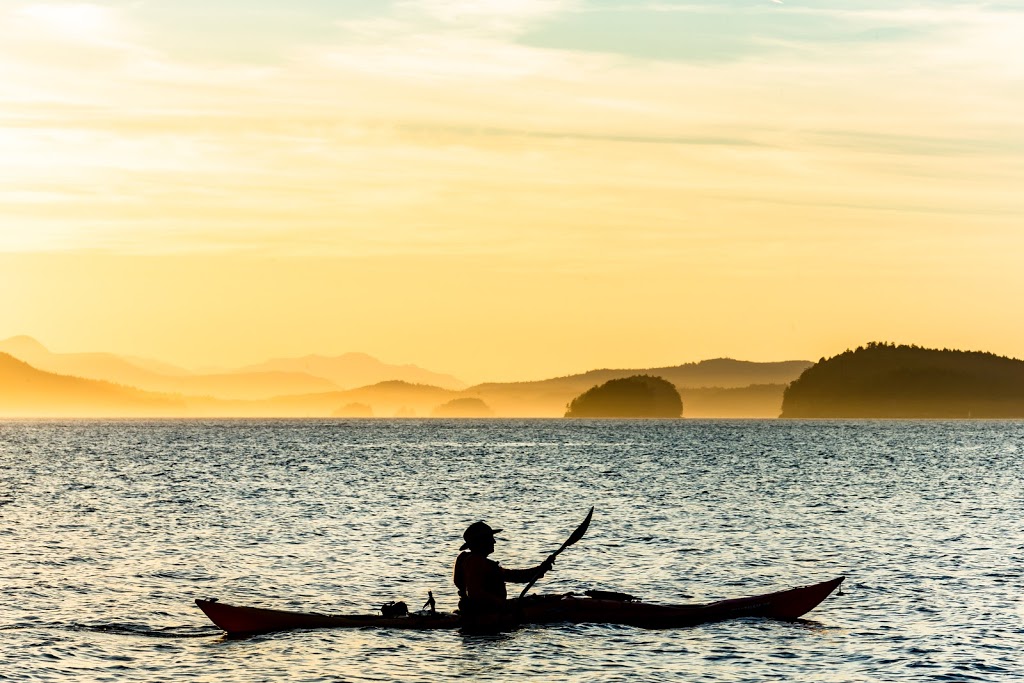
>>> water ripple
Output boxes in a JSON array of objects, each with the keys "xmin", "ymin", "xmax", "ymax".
[{"xmin": 1, "ymin": 419, "xmax": 1022, "ymax": 681}]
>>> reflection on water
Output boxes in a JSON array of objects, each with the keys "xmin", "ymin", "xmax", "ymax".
[{"xmin": 1, "ymin": 419, "xmax": 1022, "ymax": 681}]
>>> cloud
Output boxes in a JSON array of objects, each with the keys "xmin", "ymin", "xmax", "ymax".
[
  {"xmin": 18, "ymin": 3, "xmax": 117, "ymax": 37},
  {"xmin": 1, "ymin": 0, "xmax": 1022, "ymax": 257},
  {"xmin": 397, "ymin": 0, "xmax": 579, "ymax": 34}
]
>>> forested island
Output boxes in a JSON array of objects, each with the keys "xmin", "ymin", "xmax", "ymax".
[
  {"xmin": 431, "ymin": 397, "xmax": 493, "ymax": 417},
  {"xmin": 565, "ymin": 375, "xmax": 682, "ymax": 418},
  {"xmin": 780, "ymin": 343, "xmax": 1024, "ymax": 418}
]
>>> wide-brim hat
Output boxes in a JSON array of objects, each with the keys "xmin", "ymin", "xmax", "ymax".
[{"xmin": 460, "ymin": 520, "xmax": 502, "ymax": 550}]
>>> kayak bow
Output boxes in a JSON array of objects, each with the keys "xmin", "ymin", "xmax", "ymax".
[{"xmin": 196, "ymin": 576, "xmax": 844, "ymax": 637}]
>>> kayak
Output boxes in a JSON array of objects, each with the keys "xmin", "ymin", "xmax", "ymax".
[{"xmin": 195, "ymin": 576, "xmax": 843, "ymax": 636}]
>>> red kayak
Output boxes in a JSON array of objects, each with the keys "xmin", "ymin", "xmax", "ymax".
[{"xmin": 196, "ymin": 577, "xmax": 843, "ymax": 637}]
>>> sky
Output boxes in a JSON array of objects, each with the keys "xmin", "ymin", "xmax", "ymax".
[{"xmin": 1, "ymin": 0, "xmax": 1022, "ymax": 383}]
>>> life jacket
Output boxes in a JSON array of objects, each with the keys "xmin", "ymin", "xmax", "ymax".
[{"xmin": 453, "ymin": 551, "xmax": 507, "ymax": 611}]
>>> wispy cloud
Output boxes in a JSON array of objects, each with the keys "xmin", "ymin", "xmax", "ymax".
[
  {"xmin": 15, "ymin": 2, "xmax": 131, "ymax": 46},
  {"xmin": 397, "ymin": 0, "xmax": 580, "ymax": 34},
  {"xmin": 1, "ymin": 0, "xmax": 1022, "ymax": 258}
]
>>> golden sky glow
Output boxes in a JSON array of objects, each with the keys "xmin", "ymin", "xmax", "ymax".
[{"xmin": 2, "ymin": 1, "xmax": 1022, "ymax": 383}]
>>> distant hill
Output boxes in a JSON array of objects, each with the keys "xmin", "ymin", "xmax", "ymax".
[
  {"xmin": 645, "ymin": 358, "xmax": 811, "ymax": 388},
  {"xmin": 780, "ymin": 343, "xmax": 1024, "ymax": 418},
  {"xmin": 431, "ymin": 397, "xmax": 493, "ymax": 417},
  {"xmin": 241, "ymin": 380, "xmax": 459, "ymax": 418},
  {"xmin": 463, "ymin": 359, "xmax": 809, "ymax": 417},
  {"xmin": 681, "ymin": 384, "xmax": 788, "ymax": 418},
  {"xmin": 0, "ymin": 336, "xmax": 472, "ymax": 400},
  {"xmin": 0, "ymin": 335, "xmax": 339, "ymax": 400},
  {"xmin": 0, "ymin": 335, "xmax": 190, "ymax": 385},
  {"xmin": 0, "ymin": 352, "xmax": 185, "ymax": 417},
  {"xmin": 565, "ymin": 375, "xmax": 682, "ymax": 418},
  {"xmin": 332, "ymin": 402, "xmax": 374, "ymax": 417},
  {"xmin": 239, "ymin": 352, "xmax": 466, "ymax": 390}
]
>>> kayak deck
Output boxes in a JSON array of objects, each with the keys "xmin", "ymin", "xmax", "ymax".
[
  {"xmin": 194, "ymin": 600, "xmax": 461, "ymax": 635},
  {"xmin": 522, "ymin": 576, "xmax": 845, "ymax": 628},
  {"xmin": 196, "ymin": 577, "xmax": 843, "ymax": 637}
]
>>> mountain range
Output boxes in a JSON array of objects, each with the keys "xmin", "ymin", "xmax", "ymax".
[
  {"xmin": 0, "ymin": 336, "xmax": 464, "ymax": 399},
  {"xmin": 0, "ymin": 352, "xmax": 184, "ymax": 417},
  {"xmin": 0, "ymin": 336, "xmax": 811, "ymax": 418}
]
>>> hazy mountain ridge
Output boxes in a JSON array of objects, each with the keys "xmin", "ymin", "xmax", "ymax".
[
  {"xmin": 462, "ymin": 359, "xmax": 811, "ymax": 417},
  {"xmin": 0, "ymin": 335, "xmax": 193, "ymax": 389},
  {"xmin": 0, "ymin": 337, "xmax": 810, "ymax": 417},
  {"xmin": 471, "ymin": 358, "xmax": 810, "ymax": 391},
  {"xmin": 0, "ymin": 366, "xmax": 460, "ymax": 419},
  {"xmin": 0, "ymin": 353, "xmax": 186, "ymax": 417},
  {"xmin": 0, "ymin": 336, "xmax": 463, "ymax": 400},
  {"xmin": 252, "ymin": 381, "xmax": 459, "ymax": 418},
  {"xmin": 680, "ymin": 384, "xmax": 788, "ymax": 418},
  {"xmin": 240, "ymin": 353, "xmax": 466, "ymax": 391}
]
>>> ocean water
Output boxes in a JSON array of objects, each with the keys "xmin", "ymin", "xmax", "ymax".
[{"xmin": 1, "ymin": 419, "xmax": 1021, "ymax": 682}]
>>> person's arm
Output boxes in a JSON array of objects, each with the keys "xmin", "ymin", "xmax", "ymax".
[{"xmin": 502, "ymin": 557, "xmax": 554, "ymax": 583}]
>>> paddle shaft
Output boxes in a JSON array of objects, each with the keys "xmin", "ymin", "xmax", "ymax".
[{"xmin": 518, "ymin": 506, "xmax": 594, "ymax": 599}]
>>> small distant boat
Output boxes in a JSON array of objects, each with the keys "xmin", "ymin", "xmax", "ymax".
[{"xmin": 195, "ymin": 576, "xmax": 844, "ymax": 637}]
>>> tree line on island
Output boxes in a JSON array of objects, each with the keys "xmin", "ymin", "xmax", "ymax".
[
  {"xmin": 564, "ymin": 375, "xmax": 682, "ymax": 418},
  {"xmin": 562, "ymin": 342, "xmax": 1024, "ymax": 419},
  {"xmin": 780, "ymin": 342, "xmax": 1024, "ymax": 418}
]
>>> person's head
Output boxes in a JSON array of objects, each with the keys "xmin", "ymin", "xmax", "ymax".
[{"xmin": 460, "ymin": 521, "xmax": 501, "ymax": 555}]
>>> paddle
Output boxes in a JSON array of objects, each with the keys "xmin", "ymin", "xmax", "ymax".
[{"xmin": 518, "ymin": 506, "xmax": 594, "ymax": 600}]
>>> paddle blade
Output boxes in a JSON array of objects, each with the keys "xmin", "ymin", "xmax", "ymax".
[
  {"xmin": 562, "ymin": 506, "xmax": 594, "ymax": 550},
  {"xmin": 519, "ymin": 506, "xmax": 595, "ymax": 600}
]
